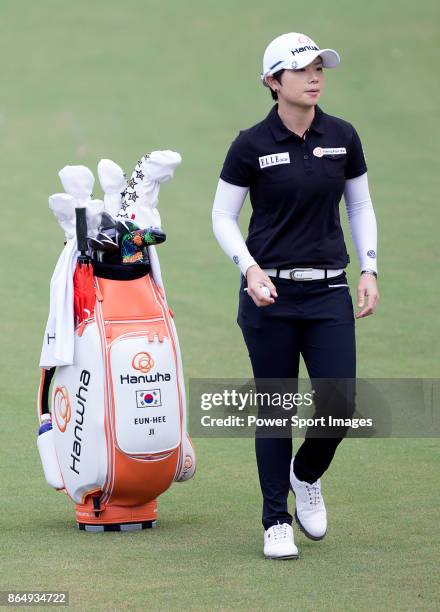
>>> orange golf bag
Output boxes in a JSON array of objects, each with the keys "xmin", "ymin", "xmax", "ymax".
[{"xmin": 37, "ymin": 258, "xmax": 196, "ymax": 531}]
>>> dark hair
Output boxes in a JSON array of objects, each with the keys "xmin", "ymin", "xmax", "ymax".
[{"xmin": 269, "ymin": 69, "xmax": 285, "ymax": 100}]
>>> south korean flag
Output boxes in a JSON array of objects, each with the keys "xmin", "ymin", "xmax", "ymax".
[{"xmin": 136, "ymin": 389, "xmax": 162, "ymax": 408}]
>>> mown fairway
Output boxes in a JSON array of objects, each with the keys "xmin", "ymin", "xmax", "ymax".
[{"xmin": 0, "ymin": 0, "xmax": 439, "ymax": 610}]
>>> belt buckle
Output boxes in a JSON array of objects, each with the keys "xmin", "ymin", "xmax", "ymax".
[{"xmin": 290, "ymin": 268, "xmax": 314, "ymax": 281}]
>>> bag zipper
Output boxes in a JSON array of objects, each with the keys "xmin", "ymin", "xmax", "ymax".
[{"xmin": 76, "ymin": 317, "xmax": 95, "ymax": 337}]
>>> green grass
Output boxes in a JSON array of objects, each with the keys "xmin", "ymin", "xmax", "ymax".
[
  {"xmin": 0, "ymin": 0, "xmax": 439, "ymax": 610},
  {"xmin": 3, "ymin": 439, "xmax": 439, "ymax": 611}
]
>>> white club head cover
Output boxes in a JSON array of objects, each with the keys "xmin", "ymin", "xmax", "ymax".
[
  {"xmin": 117, "ymin": 150, "xmax": 181, "ymax": 227},
  {"xmin": 58, "ymin": 165, "xmax": 102, "ymax": 237},
  {"xmin": 85, "ymin": 199, "xmax": 105, "ymax": 238},
  {"xmin": 144, "ymin": 150, "xmax": 182, "ymax": 187},
  {"xmin": 97, "ymin": 159, "xmax": 127, "ymax": 217},
  {"xmin": 118, "ymin": 204, "xmax": 161, "ymax": 228},
  {"xmin": 58, "ymin": 165, "xmax": 95, "ymax": 204},
  {"xmin": 142, "ymin": 150, "xmax": 182, "ymax": 213},
  {"xmin": 150, "ymin": 208, "xmax": 161, "ymax": 227},
  {"xmin": 49, "ymin": 193, "xmax": 76, "ymax": 240}
]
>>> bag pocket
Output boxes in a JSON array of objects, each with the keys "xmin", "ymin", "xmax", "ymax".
[
  {"xmin": 109, "ymin": 333, "xmax": 181, "ymax": 456},
  {"xmin": 52, "ymin": 322, "xmax": 107, "ymax": 504}
]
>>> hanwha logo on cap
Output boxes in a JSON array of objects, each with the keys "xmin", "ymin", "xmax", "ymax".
[
  {"xmin": 53, "ymin": 386, "xmax": 71, "ymax": 433},
  {"xmin": 132, "ymin": 352, "xmax": 155, "ymax": 374},
  {"xmin": 313, "ymin": 147, "xmax": 324, "ymax": 158},
  {"xmin": 298, "ymin": 35, "xmax": 311, "ymax": 44}
]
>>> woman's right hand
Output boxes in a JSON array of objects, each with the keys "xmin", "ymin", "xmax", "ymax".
[{"xmin": 245, "ymin": 265, "xmax": 278, "ymax": 307}]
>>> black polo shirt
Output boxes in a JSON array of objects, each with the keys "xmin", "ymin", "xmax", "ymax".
[{"xmin": 220, "ymin": 104, "xmax": 367, "ymax": 269}]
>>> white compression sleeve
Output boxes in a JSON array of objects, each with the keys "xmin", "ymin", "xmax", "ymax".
[
  {"xmin": 344, "ymin": 173, "xmax": 378, "ymax": 274},
  {"xmin": 212, "ymin": 178, "xmax": 257, "ymax": 276}
]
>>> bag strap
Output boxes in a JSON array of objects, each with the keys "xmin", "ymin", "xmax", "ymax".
[{"xmin": 38, "ymin": 367, "xmax": 56, "ymax": 418}]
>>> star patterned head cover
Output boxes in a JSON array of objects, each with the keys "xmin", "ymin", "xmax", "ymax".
[{"xmin": 117, "ymin": 150, "xmax": 182, "ymax": 228}]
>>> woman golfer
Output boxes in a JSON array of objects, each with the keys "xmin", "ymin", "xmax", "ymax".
[{"xmin": 212, "ymin": 32, "xmax": 379, "ymax": 559}]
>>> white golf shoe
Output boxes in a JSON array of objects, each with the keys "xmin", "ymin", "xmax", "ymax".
[
  {"xmin": 290, "ymin": 460, "xmax": 327, "ymax": 540},
  {"xmin": 263, "ymin": 522, "xmax": 299, "ymax": 560}
]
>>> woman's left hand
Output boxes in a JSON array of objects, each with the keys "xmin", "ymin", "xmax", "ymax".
[{"xmin": 356, "ymin": 273, "xmax": 380, "ymax": 319}]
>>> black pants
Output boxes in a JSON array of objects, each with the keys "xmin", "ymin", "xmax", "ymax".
[{"xmin": 238, "ymin": 272, "xmax": 356, "ymax": 530}]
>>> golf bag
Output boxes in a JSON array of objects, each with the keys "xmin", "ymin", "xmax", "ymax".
[{"xmin": 38, "ymin": 259, "xmax": 195, "ymax": 530}]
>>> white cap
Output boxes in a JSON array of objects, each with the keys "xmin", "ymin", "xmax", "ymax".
[{"xmin": 261, "ymin": 32, "xmax": 340, "ymax": 86}]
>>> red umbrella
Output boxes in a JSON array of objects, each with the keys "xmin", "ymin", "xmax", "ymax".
[
  {"xmin": 73, "ymin": 261, "xmax": 95, "ymax": 327},
  {"xmin": 73, "ymin": 208, "xmax": 95, "ymax": 329}
]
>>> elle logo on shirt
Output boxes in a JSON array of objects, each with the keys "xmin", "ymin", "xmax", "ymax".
[{"xmin": 259, "ymin": 152, "xmax": 290, "ymax": 169}]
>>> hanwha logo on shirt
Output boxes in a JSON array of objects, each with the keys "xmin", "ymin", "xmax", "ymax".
[
  {"xmin": 314, "ymin": 147, "xmax": 347, "ymax": 157},
  {"xmin": 132, "ymin": 352, "xmax": 155, "ymax": 374},
  {"xmin": 53, "ymin": 386, "xmax": 71, "ymax": 433}
]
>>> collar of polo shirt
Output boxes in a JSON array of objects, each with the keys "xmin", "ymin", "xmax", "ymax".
[{"xmin": 267, "ymin": 104, "xmax": 325, "ymax": 141}]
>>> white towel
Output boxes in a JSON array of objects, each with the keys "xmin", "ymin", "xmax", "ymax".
[{"xmin": 39, "ymin": 239, "xmax": 78, "ymax": 368}]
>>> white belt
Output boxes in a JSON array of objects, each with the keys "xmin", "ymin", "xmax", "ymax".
[{"xmin": 263, "ymin": 267, "xmax": 345, "ymax": 281}]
